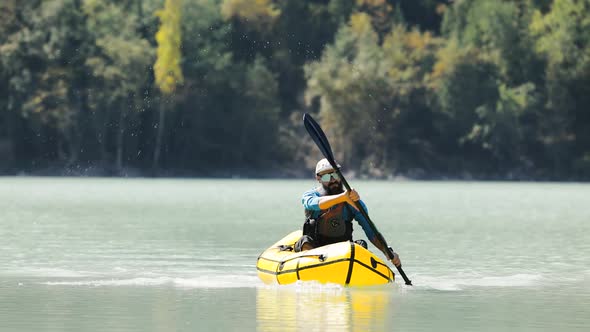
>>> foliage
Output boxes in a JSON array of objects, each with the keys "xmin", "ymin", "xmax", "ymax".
[
  {"xmin": 84, "ymin": 0, "xmax": 154, "ymax": 105},
  {"xmin": 221, "ymin": 0, "xmax": 280, "ymax": 28},
  {"xmin": 155, "ymin": 0, "xmax": 184, "ymax": 95},
  {"xmin": 530, "ymin": 0, "xmax": 590, "ymax": 177},
  {"xmin": 0, "ymin": 0, "xmax": 588, "ymax": 179},
  {"xmin": 306, "ymin": 14, "xmax": 443, "ymax": 176}
]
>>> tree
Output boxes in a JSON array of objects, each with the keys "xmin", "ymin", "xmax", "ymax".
[
  {"xmin": 221, "ymin": 0, "xmax": 280, "ymax": 30},
  {"xmin": 0, "ymin": 0, "xmax": 89, "ymax": 166},
  {"xmin": 432, "ymin": 41, "xmax": 501, "ymax": 173},
  {"xmin": 442, "ymin": 0, "xmax": 543, "ymax": 85},
  {"xmin": 0, "ymin": 0, "xmax": 18, "ymax": 166},
  {"xmin": 437, "ymin": 0, "xmax": 547, "ymax": 175},
  {"xmin": 531, "ymin": 0, "xmax": 590, "ymax": 178},
  {"xmin": 153, "ymin": 0, "xmax": 184, "ymax": 172},
  {"xmin": 464, "ymin": 83, "xmax": 542, "ymax": 173},
  {"xmin": 306, "ymin": 14, "xmax": 443, "ymax": 177},
  {"xmin": 83, "ymin": 0, "xmax": 155, "ymax": 173}
]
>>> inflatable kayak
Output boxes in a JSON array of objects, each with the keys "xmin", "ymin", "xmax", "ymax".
[{"xmin": 256, "ymin": 230, "xmax": 395, "ymax": 286}]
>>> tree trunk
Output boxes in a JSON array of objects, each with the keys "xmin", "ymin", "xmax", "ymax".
[
  {"xmin": 116, "ymin": 105, "xmax": 127, "ymax": 174},
  {"xmin": 66, "ymin": 91, "xmax": 85, "ymax": 168},
  {"xmin": 95, "ymin": 108, "xmax": 108, "ymax": 165},
  {"xmin": 152, "ymin": 102, "xmax": 166, "ymax": 174}
]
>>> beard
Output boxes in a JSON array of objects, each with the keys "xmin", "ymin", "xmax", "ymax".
[{"xmin": 322, "ymin": 180, "xmax": 344, "ymax": 195}]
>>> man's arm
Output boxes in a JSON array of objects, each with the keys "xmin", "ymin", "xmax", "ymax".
[
  {"xmin": 353, "ymin": 201, "xmax": 402, "ymax": 267},
  {"xmin": 317, "ymin": 191, "xmax": 357, "ymax": 210},
  {"xmin": 369, "ymin": 236, "xmax": 401, "ymax": 267},
  {"xmin": 302, "ymin": 188, "xmax": 360, "ymax": 211}
]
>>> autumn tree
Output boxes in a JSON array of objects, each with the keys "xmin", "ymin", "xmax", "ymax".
[{"xmin": 153, "ymin": 0, "xmax": 184, "ymax": 171}]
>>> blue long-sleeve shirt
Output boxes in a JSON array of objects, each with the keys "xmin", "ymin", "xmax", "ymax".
[{"xmin": 301, "ymin": 187, "xmax": 376, "ymax": 240}]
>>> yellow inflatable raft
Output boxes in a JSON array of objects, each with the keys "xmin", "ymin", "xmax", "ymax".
[{"xmin": 256, "ymin": 230, "xmax": 395, "ymax": 286}]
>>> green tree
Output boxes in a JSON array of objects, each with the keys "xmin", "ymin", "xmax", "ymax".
[
  {"xmin": 0, "ymin": 0, "xmax": 18, "ymax": 166},
  {"xmin": 431, "ymin": 42, "xmax": 501, "ymax": 173},
  {"xmin": 442, "ymin": 0, "xmax": 543, "ymax": 85},
  {"xmin": 306, "ymin": 14, "xmax": 443, "ymax": 176},
  {"xmin": 232, "ymin": 56, "xmax": 281, "ymax": 166},
  {"xmin": 531, "ymin": 0, "xmax": 590, "ymax": 177},
  {"xmin": 0, "ymin": 0, "xmax": 88, "ymax": 166},
  {"xmin": 464, "ymin": 83, "xmax": 542, "ymax": 172},
  {"xmin": 437, "ymin": 0, "xmax": 546, "ymax": 175},
  {"xmin": 221, "ymin": 0, "xmax": 280, "ymax": 30},
  {"xmin": 83, "ymin": 0, "xmax": 155, "ymax": 172}
]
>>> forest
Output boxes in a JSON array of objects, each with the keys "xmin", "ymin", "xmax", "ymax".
[{"xmin": 1, "ymin": 0, "xmax": 589, "ymax": 180}]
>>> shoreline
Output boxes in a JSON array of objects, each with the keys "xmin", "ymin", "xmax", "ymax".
[{"xmin": 1, "ymin": 165, "xmax": 587, "ymax": 182}]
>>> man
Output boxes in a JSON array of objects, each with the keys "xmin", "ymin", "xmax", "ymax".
[{"xmin": 295, "ymin": 158, "xmax": 402, "ymax": 267}]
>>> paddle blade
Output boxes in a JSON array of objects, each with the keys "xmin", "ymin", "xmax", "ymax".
[{"xmin": 303, "ymin": 113, "xmax": 337, "ymax": 169}]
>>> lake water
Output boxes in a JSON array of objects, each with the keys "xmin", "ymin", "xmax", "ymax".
[{"xmin": 0, "ymin": 177, "xmax": 588, "ymax": 331}]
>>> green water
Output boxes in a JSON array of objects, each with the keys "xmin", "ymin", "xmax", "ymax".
[{"xmin": 1, "ymin": 177, "xmax": 588, "ymax": 331}]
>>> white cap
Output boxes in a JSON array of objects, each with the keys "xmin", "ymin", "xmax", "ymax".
[{"xmin": 315, "ymin": 158, "xmax": 340, "ymax": 175}]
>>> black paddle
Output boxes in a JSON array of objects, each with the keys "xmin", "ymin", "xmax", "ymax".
[{"xmin": 303, "ymin": 113, "xmax": 413, "ymax": 286}]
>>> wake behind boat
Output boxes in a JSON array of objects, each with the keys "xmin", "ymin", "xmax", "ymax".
[{"xmin": 256, "ymin": 230, "xmax": 395, "ymax": 286}]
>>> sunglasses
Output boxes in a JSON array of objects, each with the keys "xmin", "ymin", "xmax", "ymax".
[{"xmin": 319, "ymin": 172, "xmax": 340, "ymax": 182}]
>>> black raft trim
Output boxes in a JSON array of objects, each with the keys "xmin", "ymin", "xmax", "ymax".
[
  {"xmin": 256, "ymin": 258, "xmax": 392, "ymax": 282},
  {"xmin": 353, "ymin": 259, "xmax": 393, "ymax": 281},
  {"xmin": 345, "ymin": 242, "xmax": 355, "ymax": 285},
  {"xmin": 258, "ymin": 258, "xmax": 350, "ymax": 276}
]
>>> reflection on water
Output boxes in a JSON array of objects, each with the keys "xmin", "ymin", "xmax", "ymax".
[{"xmin": 256, "ymin": 284, "xmax": 393, "ymax": 331}]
